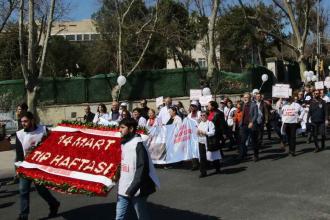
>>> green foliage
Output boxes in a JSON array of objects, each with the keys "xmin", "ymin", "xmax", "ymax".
[
  {"xmin": 0, "ymin": 25, "xmax": 22, "ymax": 80},
  {"xmin": 216, "ymin": 4, "xmax": 278, "ymax": 72}
]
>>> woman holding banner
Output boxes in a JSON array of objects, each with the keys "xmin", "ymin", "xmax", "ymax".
[{"xmin": 197, "ymin": 111, "xmax": 221, "ymax": 178}]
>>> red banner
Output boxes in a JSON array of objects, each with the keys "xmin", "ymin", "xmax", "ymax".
[{"xmin": 17, "ymin": 125, "xmax": 122, "ymax": 196}]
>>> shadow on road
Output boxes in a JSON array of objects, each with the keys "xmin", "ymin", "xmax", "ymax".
[
  {"xmin": 0, "ymin": 189, "xmax": 19, "ymax": 199},
  {"xmin": 56, "ymin": 203, "xmax": 221, "ymax": 220},
  {"xmin": 221, "ymin": 166, "xmax": 247, "ymax": 175},
  {"xmin": 296, "ymin": 147, "xmax": 315, "ymax": 156},
  {"xmin": 0, "ymin": 201, "xmax": 15, "ymax": 209}
]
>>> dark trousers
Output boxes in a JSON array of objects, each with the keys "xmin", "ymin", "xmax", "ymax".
[
  {"xmin": 198, "ymin": 143, "xmax": 220, "ymax": 175},
  {"xmin": 19, "ymin": 177, "xmax": 59, "ymax": 217},
  {"xmin": 270, "ymin": 120, "xmax": 283, "ymax": 141},
  {"xmin": 284, "ymin": 123, "xmax": 297, "ymax": 153},
  {"xmin": 239, "ymin": 125, "xmax": 250, "ymax": 158},
  {"xmin": 227, "ymin": 126, "xmax": 236, "ymax": 147},
  {"xmin": 311, "ymin": 122, "xmax": 326, "ymax": 149},
  {"xmin": 239, "ymin": 125, "xmax": 261, "ymax": 158}
]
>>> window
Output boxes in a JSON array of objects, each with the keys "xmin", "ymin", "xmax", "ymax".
[
  {"xmin": 83, "ymin": 34, "xmax": 90, "ymax": 41},
  {"xmin": 91, "ymin": 34, "xmax": 100, "ymax": 40},
  {"xmin": 197, "ymin": 58, "xmax": 206, "ymax": 68},
  {"xmin": 65, "ymin": 35, "xmax": 75, "ymax": 41},
  {"xmin": 76, "ymin": 34, "xmax": 82, "ymax": 41}
]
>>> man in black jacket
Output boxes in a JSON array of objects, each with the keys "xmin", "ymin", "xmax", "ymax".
[
  {"xmin": 239, "ymin": 92, "xmax": 259, "ymax": 161},
  {"xmin": 307, "ymin": 90, "xmax": 328, "ymax": 152},
  {"xmin": 116, "ymin": 118, "xmax": 159, "ymax": 220}
]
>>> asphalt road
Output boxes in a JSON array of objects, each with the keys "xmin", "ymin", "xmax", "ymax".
[{"xmin": 1, "ymin": 135, "xmax": 330, "ymax": 220}]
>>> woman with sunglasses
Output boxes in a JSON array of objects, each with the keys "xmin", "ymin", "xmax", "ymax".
[{"xmin": 197, "ymin": 111, "xmax": 221, "ymax": 178}]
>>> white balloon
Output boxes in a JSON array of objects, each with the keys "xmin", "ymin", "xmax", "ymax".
[
  {"xmin": 308, "ymin": 71, "xmax": 314, "ymax": 78},
  {"xmin": 202, "ymin": 87, "xmax": 211, "ymax": 96},
  {"xmin": 261, "ymin": 74, "xmax": 268, "ymax": 82},
  {"xmin": 303, "ymin": 71, "xmax": 309, "ymax": 78},
  {"xmin": 117, "ymin": 75, "xmax": 127, "ymax": 86},
  {"xmin": 306, "ymin": 76, "xmax": 312, "ymax": 82},
  {"xmin": 325, "ymin": 76, "xmax": 330, "ymax": 82},
  {"xmin": 312, "ymin": 75, "xmax": 318, "ymax": 82}
]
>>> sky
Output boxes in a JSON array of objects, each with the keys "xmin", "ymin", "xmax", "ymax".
[
  {"xmin": 67, "ymin": 0, "xmax": 330, "ymax": 21},
  {"xmin": 64, "ymin": 0, "xmax": 101, "ymax": 21}
]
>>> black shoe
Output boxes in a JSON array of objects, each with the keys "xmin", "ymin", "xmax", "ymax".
[
  {"xmin": 199, "ymin": 173, "xmax": 207, "ymax": 178},
  {"xmin": 191, "ymin": 166, "xmax": 199, "ymax": 171},
  {"xmin": 314, "ymin": 148, "xmax": 320, "ymax": 153},
  {"xmin": 253, "ymin": 156, "xmax": 259, "ymax": 162},
  {"xmin": 48, "ymin": 202, "xmax": 60, "ymax": 218},
  {"xmin": 215, "ymin": 169, "xmax": 221, "ymax": 174},
  {"xmin": 290, "ymin": 152, "xmax": 296, "ymax": 157},
  {"xmin": 17, "ymin": 215, "xmax": 28, "ymax": 220}
]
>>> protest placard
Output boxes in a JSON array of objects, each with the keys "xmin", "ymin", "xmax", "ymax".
[
  {"xmin": 315, "ymin": 81, "xmax": 324, "ymax": 90},
  {"xmin": 190, "ymin": 89, "xmax": 202, "ymax": 100},
  {"xmin": 272, "ymin": 85, "xmax": 291, "ymax": 98}
]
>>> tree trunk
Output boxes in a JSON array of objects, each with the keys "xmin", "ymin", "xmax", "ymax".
[
  {"xmin": 111, "ymin": 85, "xmax": 120, "ymax": 101},
  {"xmin": 298, "ymin": 55, "xmax": 307, "ymax": 81},
  {"xmin": 27, "ymin": 89, "xmax": 37, "ymax": 115},
  {"xmin": 206, "ymin": 0, "xmax": 219, "ymax": 80}
]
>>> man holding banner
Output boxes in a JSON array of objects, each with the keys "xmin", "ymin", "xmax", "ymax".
[
  {"xmin": 16, "ymin": 112, "xmax": 60, "ymax": 220},
  {"xmin": 116, "ymin": 118, "xmax": 159, "ymax": 220}
]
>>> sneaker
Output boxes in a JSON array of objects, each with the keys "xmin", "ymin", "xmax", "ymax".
[
  {"xmin": 48, "ymin": 202, "xmax": 60, "ymax": 218},
  {"xmin": 199, "ymin": 172, "xmax": 207, "ymax": 178}
]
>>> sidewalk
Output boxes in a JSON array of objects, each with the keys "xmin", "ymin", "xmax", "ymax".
[{"xmin": 0, "ymin": 149, "xmax": 15, "ymax": 181}]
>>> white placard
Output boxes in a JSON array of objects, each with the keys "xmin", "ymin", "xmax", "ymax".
[
  {"xmin": 199, "ymin": 95, "xmax": 213, "ymax": 106},
  {"xmin": 274, "ymin": 84, "xmax": 290, "ymax": 88},
  {"xmin": 315, "ymin": 81, "xmax": 324, "ymax": 90},
  {"xmin": 272, "ymin": 86, "xmax": 291, "ymax": 98},
  {"xmin": 156, "ymin": 96, "xmax": 164, "ymax": 107},
  {"xmin": 324, "ymin": 81, "xmax": 330, "ymax": 89},
  {"xmin": 190, "ymin": 89, "xmax": 202, "ymax": 100}
]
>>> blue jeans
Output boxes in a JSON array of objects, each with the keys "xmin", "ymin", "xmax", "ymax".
[
  {"xmin": 115, "ymin": 195, "xmax": 150, "ymax": 220},
  {"xmin": 19, "ymin": 177, "xmax": 58, "ymax": 217}
]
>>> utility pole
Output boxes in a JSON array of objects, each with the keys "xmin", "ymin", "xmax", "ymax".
[{"xmin": 316, "ymin": 0, "xmax": 321, "ymax": 77}]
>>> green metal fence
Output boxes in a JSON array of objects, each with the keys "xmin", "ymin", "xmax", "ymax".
[{"xmin": 0, "ymin": 68, "xmax": 257, "ymax": 105}]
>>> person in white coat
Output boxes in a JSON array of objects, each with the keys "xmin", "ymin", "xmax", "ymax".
[
  {"xmin": 280, "ymin": 97, "xmax": 305, "ymax": 156},
  {"xmin": 93, "ymin": 103, "xmax": 110, "ymax": 125},
  {"xmin": 132, "ymin": 108, "xmax": 147, "ymax": 127},
  {"xmin": 166, "ymin": 106, "xmax": 182, "ymax": 126},
  {"xmin": 197, "ymin": 111, "xmax": 221, "ymax": 178}
]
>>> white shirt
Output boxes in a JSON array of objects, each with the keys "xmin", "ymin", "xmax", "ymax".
[
  {"xmin": 281, "ymin": 102, "xmax": 304, "ymax": 124},
  {"xmin": 187, "ymin": 111, "xmax": 201, "ymax": 123},
  {"xmin": 16, "ymin": 125, "xmax": 47, "ymax": 158},
  {"xmin": 137, "ymin": 117, "xmax": 147, "ymax": 127},
  {"xmin": 322, "ymin": 96, "xmax": 330, "ymax": 103},
  {"xmin": 93, "ymin": 113, "xmax": 110, "ymax": 125},
  {"xmin": 158, "ymin": 106, "xmax": 171, "ymax": 125},
  {"xmin": 170, "ymin": 115, "xmax": 182, "ymax": 125},
  {"xmin": 197, "ymin": 120, "xmax": 215, "ymax": 145}
]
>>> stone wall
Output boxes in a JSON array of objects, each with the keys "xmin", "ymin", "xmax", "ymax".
[{"xmin": 37, "ymin": 94, "xmax": 242, "ymax": 126}]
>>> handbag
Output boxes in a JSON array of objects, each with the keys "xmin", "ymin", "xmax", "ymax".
[{"xmin": 206, "ymin": 122, "xmax": 219, "ymax": 152}]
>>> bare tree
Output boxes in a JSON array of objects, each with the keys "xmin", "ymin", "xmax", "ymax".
[
  {"xmin": 18, "ymin": 0, "xmax": 56, "ymax": 114},
  {"xmin": 0, "ymin": 0, "xmax": 18, "ymax": 32},
  {"xmin": 206, "ymin": 0, "xmax": 220, "ymax": 80},
  {"xmin": 111, "ymin": 0, "xmax": 159, "ymax": 100},
  {"xmin": 239, "ymin": 0, "xmax": 313, "ymax": 80}
]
